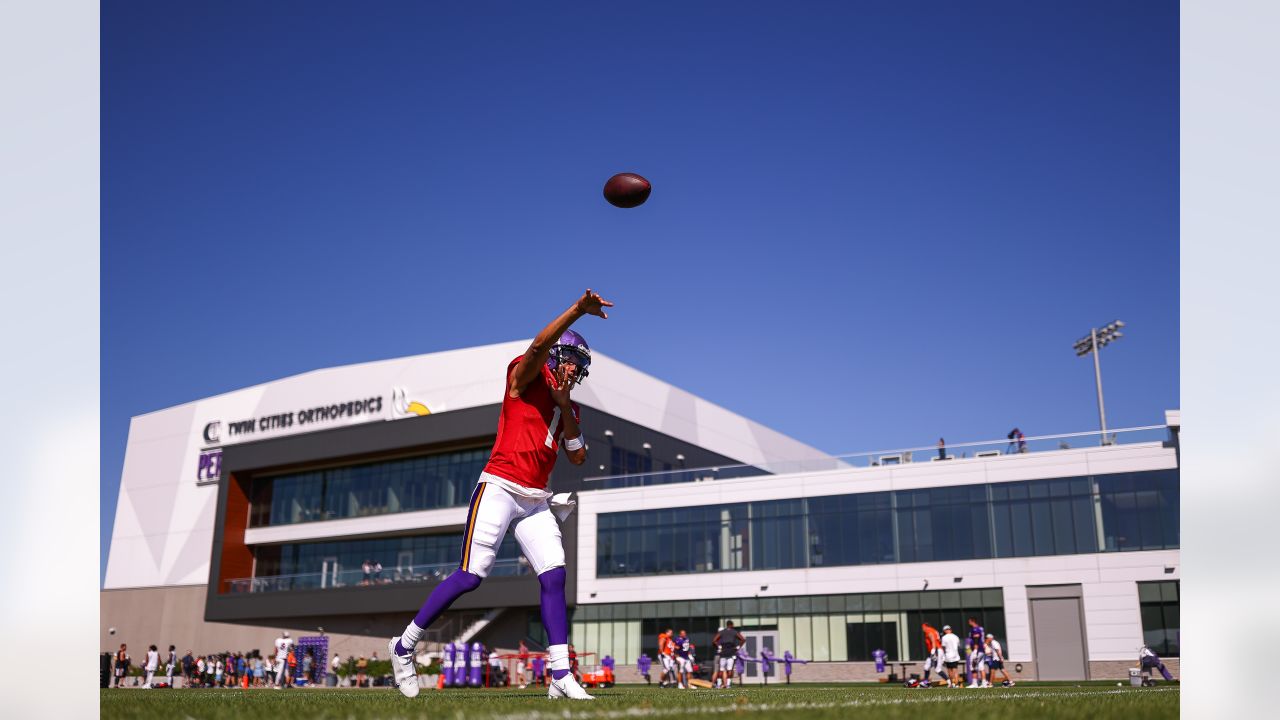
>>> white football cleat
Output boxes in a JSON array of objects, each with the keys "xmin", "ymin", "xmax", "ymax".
[
  {"xmin": 548, "ymin": 673, "xmax": 595, "ymax": 700},
  {"xmin": 388, "ymin": 637, "xmax": 419, "ymax": 698}
]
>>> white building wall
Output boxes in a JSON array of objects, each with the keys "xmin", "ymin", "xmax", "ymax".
[
  {"xmin": 574, "ymin": 442, "xmax": 1180, "ymax": 662},
  {"xmin": 105, "ymin": 341, "xmax": 832, "ymax": 590}
]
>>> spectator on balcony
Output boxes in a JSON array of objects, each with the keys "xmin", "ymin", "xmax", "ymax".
[
  {"xmin": 362, "ymin": 560, "xmax": 373, "ymax": 586},
  {"xmin": 938, "ymin": 438, "xmax": 946, "ymax": 461},
  {"xmin": 374, "ymin": 560, "xmax": 384, "ymax": 583},
  {"xmin": 1006, "ymin": 428, "xmax": 1027, "ymax": 454}
]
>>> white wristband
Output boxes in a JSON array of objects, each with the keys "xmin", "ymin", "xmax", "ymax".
[{"xmin": 564, "ymin": 435, "xmax": 584, "ymax": 451}]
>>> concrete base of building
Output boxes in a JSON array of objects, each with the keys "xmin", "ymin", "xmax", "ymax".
[
  {"xmin": 103, "ymin": 585, "xmax": 434, "ymax": 660},
  {"xmin": 1089, "ymin": 659, "xmax": 1179, "ymax": 681},
  {"xmin": 606, "ymin": 659, "xmax": 1175, "ymax": 684}
]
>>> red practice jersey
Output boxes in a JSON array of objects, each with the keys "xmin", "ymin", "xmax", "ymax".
[
  {"xmin": 483, "ymin": 356, "xmax": 580, "ymax": 491},
  {"xmin": 923, "ymin": 625, "xmax": 941, "ymax": 652}
]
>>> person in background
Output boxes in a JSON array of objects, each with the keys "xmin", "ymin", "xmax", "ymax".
[
  {"xmin": 517, "ymin": 641, "xmax": 530, "ymax": 689},
  {"xmin": 143, "ymin": 644, "xmax": 159, "ymax": 688},
  {"xmin": 671, "ymin": 631, "xmax": 693, "ymax": 689},
  {"xmin": 1139, "ymin": 645, "xmax": 1176, "ymax": 682},
  {"xmin": 165, "ymin": 645, "xmax": 177, "ymax": 687},
  {"xmin": 215, "ymin": 655, "xmax": 224, "ymax": 687},
  {"xmin": 657, "ymin": 627, "xmax": 675, "ymax": 688},
  {"xmin": 273, "ymin": 630, "xmax": 291, "ymax": 689},
  {"xmin": 356, "ymin": 655, "xmax": 368, "ymax": 688},
  {"xmin": 712, "ymin": 621, "xmax": 745, "ymax": 689},
  {"xmin": 488, "ymin": 648, "xmax": 503, "ymax": 687},
  {"xmin": 986, "ymin": 634, "xmax": 1013, "ymax": 687},
  {"xmin": 301, "ymin": 650, "xmax": 313, "ymax": 686},
  {"xmin": 374, "ymin": 560, "xmax": 384, "ymax": 583},
  {"xmin": 784, "ymin": 650, "xmax": 809, "ymax": 684},
  {"xmin": 938, "ymin": 438, "xmax": 946, "ymax": 461},
  {"xmin": 331, "ymin": 652, "xmax": 342, "ymax": 686},
  {"xmin": 636, "ymin": 653, "xmax": 652, "ymax": 684},
  {"xmin": 941, "ymin": 625, "xmax": 962, "ymax": 688},
  {"xmin": 362, "ymin": 559, "xmax": 373, "ymax": 586},
  {"xmin": 113, "ymin": 644, "xmax": 129, "ymax": 688},
  {"xmin": 568, "ymin": 643, "xmax": 581, "ymax": 682},
  {"xmin": 921, "ymin": 622, "xmax": 947, "ymax": 688},
  {"xmin": 181, "ymin": 649, "xmax": 194, "ymax": 688},
  {"xmin": 255, "ymin": 655, "xmax": 266, "ymax": 687}
]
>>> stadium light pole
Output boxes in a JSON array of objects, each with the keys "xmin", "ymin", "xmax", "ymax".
[{"xmin": 1073, "ymin": 321, "xmax": 1125, "ymax": 445}]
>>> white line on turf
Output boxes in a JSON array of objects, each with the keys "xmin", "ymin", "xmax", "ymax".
[{"xmin": 492, "ymin": 686, "xmax": 1179, "ymax": 720}]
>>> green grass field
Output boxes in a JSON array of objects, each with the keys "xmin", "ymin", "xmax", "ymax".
[{"xmin": 101, "ymin": 682, "xmax": 1178, "ymax": 720}]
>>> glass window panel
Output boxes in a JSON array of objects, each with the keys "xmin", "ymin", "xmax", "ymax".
[
  {"xmin": 811, "ymin": 614, "xmax": 830, "ymax": 661},
  {"xmin": 1138, "ymin": 583, "xmax": 1162, "ymax": 603},
  {"xmin": 794, "ymin": 615, "xmax": 813, "ymax": 661},
  {"xmin": 982, "ymin": 589, "xmax": 1004, "ymax": 607},
  {"xmin": 1161, "ymin": 582, "xmax": 1178, "ymax": 602}
]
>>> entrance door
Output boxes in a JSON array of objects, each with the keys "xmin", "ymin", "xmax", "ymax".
[
  {"xmin": 1030, "ymin": 597, "xmax": 1088, "ymax": 680},
  {"xmin": 741, "ymin": 630, "xmax": 779, "ymax": 684},
  {"xmin": 321, "ymin": 557, "xmax": 340, "ymax": 589}
]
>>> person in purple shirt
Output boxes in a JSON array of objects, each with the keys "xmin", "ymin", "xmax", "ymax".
[
  {"xmin": 783, "ymin": 650, "xmax": 809, "ymax": 684},
  {"xmin": 966, "ymin": 618, "xmax": 985, "ymax": 685},
  {"xmin": 636, "ymin": 653, "xmax": 652, "ymax": 684},
  {"xmin": 602, "ymin": 655, "xmax": 614, "ymax": 672}
]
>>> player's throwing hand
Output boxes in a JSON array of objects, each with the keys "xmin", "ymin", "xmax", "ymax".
[{"xmin": 576, "ymin": 289, "xmax": 612, "ymax": 319}]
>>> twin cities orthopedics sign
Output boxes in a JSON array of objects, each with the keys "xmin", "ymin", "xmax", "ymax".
[
  {"xmin": 220, "ymin": 396, "xmax": 385, "ymax": 440},
  {"xmin": 196, "ymin": 395, "xmax": 387, "ymax": 484}
]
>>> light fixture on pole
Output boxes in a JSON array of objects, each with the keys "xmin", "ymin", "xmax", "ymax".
[{"xmin": 1074, "ymin": 320, "xmax": 1125, "ymax": 445}]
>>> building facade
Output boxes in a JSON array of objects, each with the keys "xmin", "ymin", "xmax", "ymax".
[{"xmin": 102, "ymin": 342, "xmax": 1179, "ymax": 682}]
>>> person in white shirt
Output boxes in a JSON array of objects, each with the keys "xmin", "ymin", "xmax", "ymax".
[
  {"xmin": 273, "ymin": 631, "xmax": 292, "ymax": 689},
  {"xmin": 166, "ymin": 645, "xmax": 177, "ymax": 687},
  {"xmin": 144, "ymin": 645, "xmax": 160, "ymax": 688},
  {"xmin": 331, "ymin": 652, "xmax": 342, "ymax": 685},
  {"xmin": 986, "ymin": 634, "xmax": 1013, "ymax": 686},
  {"xmin": 940, "ymin": 625, "xmax": 963, "ymax": 688}
]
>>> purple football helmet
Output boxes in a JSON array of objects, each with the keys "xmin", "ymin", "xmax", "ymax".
[{"xmin": 547, "ymin": 329, "xmax": 591, "ymax": 384}]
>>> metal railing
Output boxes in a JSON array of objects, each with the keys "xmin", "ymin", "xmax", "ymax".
[
  {"xmin": 225, "ymin": 557, "xmax": 531, "ymax": 594},
  {"xmin": 582, "ymin": 424, "xmax": 1172, "ymax": 489}
]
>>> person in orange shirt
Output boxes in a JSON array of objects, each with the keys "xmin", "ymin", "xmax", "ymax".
[
  {"xmin": 287, "ymin": 649, "xmax": 297, "ymax": 687},
  {"xmin": 921, "ymin": 622, "xmax": 947, "ymax": 687},
  {"xmin": 657, "ymin": 628, "xmax": 675, "ymax": 688}
]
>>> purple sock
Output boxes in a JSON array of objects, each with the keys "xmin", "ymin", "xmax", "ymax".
[
  {"xmin": 539, "ymin": 567, "xmax": 570, "ymax": 679},
  {"xmin": 397, "ymin": 570, "xmax": 482, "ymax": 656}
]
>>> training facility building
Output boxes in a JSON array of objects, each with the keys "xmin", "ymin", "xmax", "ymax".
[{"xmin": 102, "ymin": 341, "xmax": 1180, "ymax": 682}]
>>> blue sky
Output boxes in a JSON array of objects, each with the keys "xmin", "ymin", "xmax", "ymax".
[{"xmin": 102, "ymin": 0, "xmax": 1178, "ymax": 582}]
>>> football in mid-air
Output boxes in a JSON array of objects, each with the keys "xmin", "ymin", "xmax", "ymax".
[{"xmin": 603, "ymin": 172, "xmax": 651, "ymax": 208}]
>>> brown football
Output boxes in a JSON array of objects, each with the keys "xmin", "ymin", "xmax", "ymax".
[{"xmin": 603, "ymin": 172, "xmax": 651, "ymax": 208}]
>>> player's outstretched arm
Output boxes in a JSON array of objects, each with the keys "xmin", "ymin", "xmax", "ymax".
[{"xmin": 509, "ymin": 289, "xmax": 612, "ymax": 397}]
